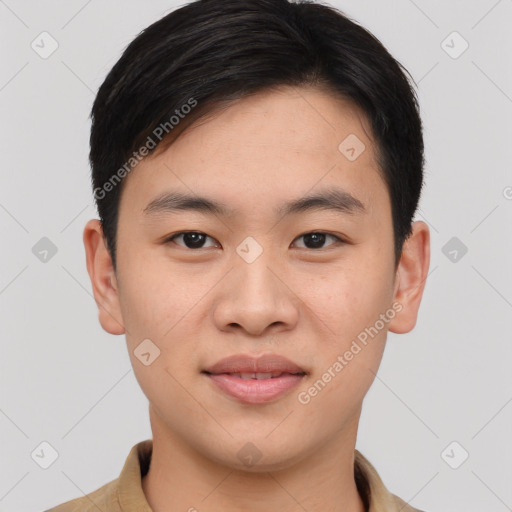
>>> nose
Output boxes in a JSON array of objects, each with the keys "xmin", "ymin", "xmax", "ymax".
[{"xmin": 212, "ymin": 249, "xmax": 299, "ymax": 337}]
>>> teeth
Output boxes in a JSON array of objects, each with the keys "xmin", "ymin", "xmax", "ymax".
[
  {"xmin": 233, "ymin": 372, "xmax": 284, "ymax": 379},
  {"xmin": 257, "ymin": 372, "xmax": 280, "ymax": 379}
]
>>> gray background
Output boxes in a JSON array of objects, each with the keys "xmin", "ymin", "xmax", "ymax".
[{"xmin": 1, "ymin": 1, "xmax": 511, "ymax": 511}]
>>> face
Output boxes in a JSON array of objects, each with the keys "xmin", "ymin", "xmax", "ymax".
[{"xmin": 84, "ymin": 85, "xmax": 429, "ymax": 471}]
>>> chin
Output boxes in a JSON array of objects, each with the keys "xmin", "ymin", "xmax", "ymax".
[{"xmin": 203, "ymin": 438, "xmax": 307, "ymax": 474}]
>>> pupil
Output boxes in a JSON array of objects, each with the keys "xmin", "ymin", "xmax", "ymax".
[
  {"xmin": 184, "ymin": 232, "xmax": 204, "ymax": 248},
  {"xmin": 305, "ymin": 233, "xmax": 325, "ymax": 249}
]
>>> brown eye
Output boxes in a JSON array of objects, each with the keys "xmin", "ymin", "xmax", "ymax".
[
  {"xmin": 293, "ymin": 232, "xmax": 343, "ymax": 249},
  {"xmin": 167, "ymin": 231, "xmax": 218, "ymax": 249}
]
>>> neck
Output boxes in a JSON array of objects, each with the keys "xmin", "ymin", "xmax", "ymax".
[{"xmin": 142, "ymin": 406, "xmax": 365, "ymax": 512}]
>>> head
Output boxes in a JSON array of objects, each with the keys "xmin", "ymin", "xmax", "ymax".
[{"xmin": 84, "ymin": 0, "xmax": 429, "ymax": 471}]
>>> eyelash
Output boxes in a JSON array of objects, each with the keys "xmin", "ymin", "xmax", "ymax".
[{"xmin": 164, "ymin": 231, "xmax": 347, "ymax": 250}]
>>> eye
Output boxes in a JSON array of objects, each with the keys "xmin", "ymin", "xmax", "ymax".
[
  {"xmin": 164, "ymin": 231, "xmax": 345, "ymax": 251},
  {"xmin": 292, "ymin": 232, "xmax": 344, "ymax": 250},
  {"xmin": 166, "ymin": 231, "xmax": 219, "ymax": 249}
]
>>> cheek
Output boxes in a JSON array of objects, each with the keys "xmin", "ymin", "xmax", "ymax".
[
  {"xmin": 117, "ymin": 276, "xmax": 169, "ymax": 338},
  {"xmin": 116, "ymin": 245, "xmax": 190, "ymax": 336},
  {"xmin": 297, "ymin": 261, "xmax": 393, "ymax": 342},
  {"xmin": 116, "ymin": 261, "xmax": 216, "ymax": 377},
  {"xmin": 119, "ymin": 272, "xmax": 202, "ymax": 403}
]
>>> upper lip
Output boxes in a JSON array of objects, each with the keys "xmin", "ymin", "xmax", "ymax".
[{"xmin": 203, "ymin": 354, "xmax": 307, "ymax": 375}]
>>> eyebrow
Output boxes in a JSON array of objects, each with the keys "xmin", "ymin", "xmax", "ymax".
[{"xmin": 142, "ymin": 187, "xmax": 366, "ymax": 219}]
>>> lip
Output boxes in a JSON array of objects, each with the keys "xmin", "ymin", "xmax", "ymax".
[
  {"xmin": 203, "ymin": 354, "xmax": 307, "ymax": 404},
  {"xmin": 204, "ymin": 353, "xmax": 307, "ymax": 375}
]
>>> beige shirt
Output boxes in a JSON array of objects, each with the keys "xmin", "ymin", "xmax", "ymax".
[{"xmin": 45, "ymin": 439, "xmax": 424, "ymax": 512}]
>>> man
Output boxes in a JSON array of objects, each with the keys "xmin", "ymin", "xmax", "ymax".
[{"xmin": 47, "ymin": 0, "xmax": 430, "ymax": 510}]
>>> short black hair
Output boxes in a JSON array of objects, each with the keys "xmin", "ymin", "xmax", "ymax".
[{"xmin": 89, "ymin": 0, "xmax": 424, "ymax": 272}]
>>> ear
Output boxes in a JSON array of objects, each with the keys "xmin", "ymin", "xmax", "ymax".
[
  {"xmin": 83, "ymin": 219, "xmax": 125, "ymax": 335},
  {"xmin": 388, "ymin": 221, "xmax": 430, "ymax": 334}
]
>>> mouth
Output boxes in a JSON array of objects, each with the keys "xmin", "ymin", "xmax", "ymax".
[
  {"xmin": 203, "ymin": 353, "xmax": 308, "ymax": 375},
  {"xmin": 202, "ymin": 371, "xmax": 306, "ymax": 379},
  {"xmin": 202, "ymin": 353, "xmax": 308, "ymax": 404}
]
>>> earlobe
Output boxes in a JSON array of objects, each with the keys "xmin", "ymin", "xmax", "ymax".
[
  {"xmin": 388, "ymin": 221, "xmax": 430, "ymax": 334},
  {"xmin": 83, "ymin": 219, "xmax": 125, "ymax": 335}
]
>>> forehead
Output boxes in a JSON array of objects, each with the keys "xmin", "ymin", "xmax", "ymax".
[
  {"xmin": 182, "ymin": 85, "xmax": 375, "ymax": 158},
  {"xmin": 119, "ymin": 85, "xmax": 386, "ymax": 219}
]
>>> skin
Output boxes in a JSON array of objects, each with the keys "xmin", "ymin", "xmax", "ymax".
[{"xmin": 83, "ymin": 85, "xmax": 430, "ymax": 512}]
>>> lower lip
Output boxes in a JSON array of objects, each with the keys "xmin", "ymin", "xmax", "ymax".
[{"xmin": 205, "ymin": 373, "xmax": 305, "ymax": 404}]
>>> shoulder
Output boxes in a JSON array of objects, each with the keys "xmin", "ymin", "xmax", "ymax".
[
  {"xmin": 391, "ymin": 493, "xmax": 429, "ymax": 512},
  {"xmin": 44, "ymin": 478, "xmax": 120, "ymax": 512}
]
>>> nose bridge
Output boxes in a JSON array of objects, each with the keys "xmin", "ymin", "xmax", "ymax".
[
  {"xmin": 213, "ymin": 241, "xmax": 298, "ymax": 335},
  {"xmin": 233, "ymin": 243, "xmax": 281, "ymax": 304}
]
